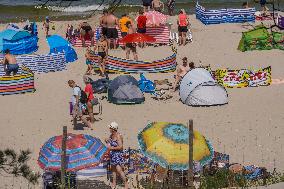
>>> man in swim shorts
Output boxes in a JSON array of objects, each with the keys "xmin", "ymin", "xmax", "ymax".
[
  {"xmin": 1, "ymin": 49, "xmax": 19, "ymax": 76},
  {"xmin": 100, "ymin": 10, "xmax": 108, "ymax": 37},
  {"xmin": 106, "ymin": 12, "xmax": 119, "ymax": 49},
  {"xmin": 94, "ymin": 35, "xmax": 108, "ymax": 78}
]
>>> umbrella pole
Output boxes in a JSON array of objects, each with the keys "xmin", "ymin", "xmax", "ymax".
[
  {"xmin": 188, "ymin": 120, "xmax": 194, "ymax": 188},
  {"xmin": 61, "ymin": 126, "xmax": 67, "ymax": 189}
]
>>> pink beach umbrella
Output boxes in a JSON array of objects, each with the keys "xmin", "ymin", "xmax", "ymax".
[{"xmin": 138, "ymin": 11, "xmax": 168, "ymax": 27}]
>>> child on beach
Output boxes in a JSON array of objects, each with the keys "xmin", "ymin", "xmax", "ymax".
[{"xmin": 43, "ymin": 16, "xmax": 51, "ymax": 37}]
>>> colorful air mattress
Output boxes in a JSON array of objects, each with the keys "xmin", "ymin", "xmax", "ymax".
[
  {"xmin": 89, "ymin": 54, "xmax": 177, "ymax": 73},
  {"xmin": 196, "ymin": 2, "xmax": 255, "ymax": 25},
  {"xmin": 214, "ymin": 66, "xmax": 271, "ymax": 88},
  {"xmin": 0, "ymin": 67, "xmax": 35, "ymax": 95},
  {"xmin": 0, "ymin": 53, "xmax": 66, "ymax": 75}
]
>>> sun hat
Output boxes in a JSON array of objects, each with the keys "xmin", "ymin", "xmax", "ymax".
[{"xmin": 109, "ymin": 122, "xmax": 118, "ymax": 130}]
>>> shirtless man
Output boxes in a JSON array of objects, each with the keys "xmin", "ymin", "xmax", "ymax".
[
  {"xmin": 94, "ymin": 35, "xmax": 108, "ymax": 78},
  {"xmin": 125, "ymin": 22, "xmax": 138, "ymax": 61},
  {"xmin": 100, "ymin": 10, "xmax": 108, "ymax": 37},
  {"xmin": 106, "ymin": 11, "xmax": 119, "ymax": 49},
  {"xmin": 1, "ymin": 49, "xmax": 19, "ymax": 76},
  {"xmin": 152, "ymin": 0, "xmax": 164, "ymax": 12},
  {"xmin": 173, "ymin": 57, "xmax": 195, "ymax": 91}
]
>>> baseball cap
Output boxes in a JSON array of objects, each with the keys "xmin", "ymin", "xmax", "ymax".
[{"xmin": 109, "ymin": 122, "xmax": 118, "ymax": 130}]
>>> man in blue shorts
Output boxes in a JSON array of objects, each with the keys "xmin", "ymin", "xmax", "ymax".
[{"xmin": 1, "ymin": 49, "xmax": 19, "ymax": 76}]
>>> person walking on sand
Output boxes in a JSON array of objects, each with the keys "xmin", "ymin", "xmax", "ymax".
[
  {"xmin": 43, "ymin": 16, "xmax": 51, "ymax": 37},
  {"xmin": 83, "ymin": 75, "xmax": 96, "ymax": 124},
  {"xmin": 137, "ymin": 9, "xmax": 147, "ymax": 48},
  {"xmin": 167, "ymin": 0, "xmax": 175, "ymax": 16},
  {"xmin": 68, "ymin": 80, "xmax": 93, "ymax": 130},
  {"xmin": 0, "ymin": 49, "xmax": 19, "ymax": 76},
  {"xmin": 100, "ymin": 10, "xmax": 109, "ymax": 37},
  {"xmin": 105, "ymin": 122, "xmax": 129, "ymax": 189},
  {"xmin": 125, "ymin": 22, "xmax": 138, "ymax": 61},
  {"xmin": 94, "ymin": 35, "xmax": 109, "ymax": 78},
  {"xmin": 152, "ymin": 0, "xmax": 164, "ymax": 12},
  {"xmin": 106, "ymin": 11, "xmax": 119, "ymax": 49},
  {"xmin": 177, "ymin": 9, "xmax": 189, "ymax": 46},
  {"xmin": 173, "ymin": 57, "xmax": 195, "ymax": 91}
]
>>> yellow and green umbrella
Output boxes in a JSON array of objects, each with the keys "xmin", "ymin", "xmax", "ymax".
[{"xmin": 137, "ymin": 122, "xmax": 214, "ymax": 170}]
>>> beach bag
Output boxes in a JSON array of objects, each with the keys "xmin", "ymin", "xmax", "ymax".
[{"xmin": 76, "ymin": 86, "xmax": 88, "ymax": 104}]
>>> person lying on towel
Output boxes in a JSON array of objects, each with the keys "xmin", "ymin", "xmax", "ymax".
[
  {"xmin": 173, "ymin": 57, "xmax": 195, "ymax": 91},
  {"xmin": 0, "ymin": 49, "xmax": 19, "ymax": 76}
]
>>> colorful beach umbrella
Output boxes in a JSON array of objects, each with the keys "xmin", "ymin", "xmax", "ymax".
[
  {"xmin": 119, "ymin": 33, "xmax": 156, "ymax": 43},
  {"xmin": 142, "ymin": 11, "xmax": 168, "ymax": 27},
  {"xmin": 137, "ymin": 122, "xmax": 214, "ymax": 170},
  {"xmin": 38, "ymin": 134, "xmax": 108, "ymax": 172}
]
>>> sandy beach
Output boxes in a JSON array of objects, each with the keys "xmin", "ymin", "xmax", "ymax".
[{"xmin": 0, "ymin": 14, "xmax": 283, "ymax": 188}]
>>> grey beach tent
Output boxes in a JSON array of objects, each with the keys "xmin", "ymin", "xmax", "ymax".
[
  {"xmin": 179, "ymin": 68, "xmax": 228, "ymax": 106},
  {"xmin": 108, "ymin": 75, "xmax": 145, "ymax": 104}
]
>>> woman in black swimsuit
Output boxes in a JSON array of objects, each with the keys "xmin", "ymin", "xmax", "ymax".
[{"xmin": 94, "ymin": 35, "xmax": 108, "ymax": 78}]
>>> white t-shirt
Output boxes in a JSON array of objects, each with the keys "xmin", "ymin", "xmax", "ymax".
[{"xmin": 71, "ymin": 86, "xmax": 81, "ymax": 106}]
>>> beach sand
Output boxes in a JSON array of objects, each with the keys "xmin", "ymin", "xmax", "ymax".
[{"xmin": 0, "ymin": 15, "xmax": 283, "ymax": 188}]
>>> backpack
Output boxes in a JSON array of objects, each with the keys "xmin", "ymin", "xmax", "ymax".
[{"xmin": 75, "ymin": 86, "xmax": 88, "ymax": 104}]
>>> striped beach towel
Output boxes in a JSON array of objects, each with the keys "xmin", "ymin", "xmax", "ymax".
[{"xmin": 76, "ymin": 163, "xmax": 107, "ymax": 180}]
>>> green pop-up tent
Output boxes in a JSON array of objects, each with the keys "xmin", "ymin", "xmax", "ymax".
[{"xmin": 238, "ymin": 25, "xmax": 284, "ymax": 52}]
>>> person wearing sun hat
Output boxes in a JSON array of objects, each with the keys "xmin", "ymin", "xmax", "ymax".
[{"xmin": 105, "ymin": 122, "xmax": 128, "ymax": 189}]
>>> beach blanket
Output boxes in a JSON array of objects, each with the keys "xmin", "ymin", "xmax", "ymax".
[
  {"xmin": 196, "ymin": 2, "xmax": 255, "ymax": 25},
  {"xmin": 0, "ymin": 53, "xmax": 66, "ymax": 75},
  {"xmin": 214, "ymin": 66, "xmax": 271, "ymax": 88},
  {"xmin": 89, "ymin": 53, "xmax": 176, "ymax": 73},
  {"xmin": 0, "ymin": 67, "xmax": 35, "ymax": 95}
]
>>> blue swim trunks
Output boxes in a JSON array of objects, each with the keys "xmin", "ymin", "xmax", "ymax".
[{"xmin": 6, "ymin": 64, "xmax": 19, "ymax": 75}]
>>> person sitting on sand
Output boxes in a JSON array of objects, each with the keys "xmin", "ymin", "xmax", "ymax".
[
  {"xmin": 173, "ymin": 57, "xmax": 195, "ymax": 91},
  {"xmin": 106, "ymin": 11, "xmax": 119, "ymax": 49},
  {"xmin": 94, "ymin": 35, "xmax": 108, "ymax": 78},
  {"xmin": 80, "ymin": 22, "xmax": 94, "ymax": 47},
  {"xmin": 0, "ymin": 49, "xmax": 19, "ymax": 76},
  {"xmin": 68, "ymin": 80, "xmax": 92, "ymax": 130},
  {"xmin": 125, "ymin": 22, "xmax": 138, "ymax": 61},
  {"xmin": 100, "ymin": 10, "xmax": 108, "ymax": 37},
  {"xmin": 152, "ymin": 0, "xmax": 164, "ymax": 12},
  {"xmin": 105, "ymin": 122, "xmax": 129, "ymax": 189},
  {"xmin": 177, "ymin": 9, "xmax": 189, "ymax": 46},
  {"xmin": 119, "ymin": 13, "xmax": 133, "ymax": 38}
]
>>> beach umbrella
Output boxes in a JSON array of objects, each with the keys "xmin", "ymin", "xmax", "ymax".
[
  {"xmin": 38, "ymin": 134, "xmax": 109, "ymax": 172},
  {"xmin": 137, "ymin": 122, "xmax": 214, "ymax": 170},
  {"xmin": 119, "ymin": 33, "xmax": 156, "ymax": 43},
  {"xmin": 143, "ymin": 11, "xmax": 168, "ymax": 27}
]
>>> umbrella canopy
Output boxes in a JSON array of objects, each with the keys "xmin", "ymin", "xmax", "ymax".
[
  {"xmin": 119, "ymin": 33, "xmax": 156, "ymax": 43},
  {"xmin": 143, "ymin": 11, "xmax": 168, "ymax": 27},
  {"xmin": 138, "ymin": 122, "xmax": 214, "ymax": 170},
  {"xmin": 38, "ymin": 134, "xmax": 108, "ymax": 172}
]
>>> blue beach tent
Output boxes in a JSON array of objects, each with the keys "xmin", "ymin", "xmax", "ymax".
[
  {"xmin": 0, "ymin": 29, "xmax": 38, "ymax": 55},
  {"xmin": 47, "ymin": 35, "xmax": 77, "ymax": 63}
]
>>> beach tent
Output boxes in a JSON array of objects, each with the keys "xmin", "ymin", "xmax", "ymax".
[
  {"xmin": 47, "ymin": 35, "xmax": 77, "ymax": 63},
  {"xmin": 179, "ymin": 68, "xmax": 228, "ymax": 106},
  {"xmin": 0, "ymin": 29, "xmax": 38, "ymax": 55},
  {"xmin": 108, "ymin": 75, "xmax": 145, "ymax": 104}
]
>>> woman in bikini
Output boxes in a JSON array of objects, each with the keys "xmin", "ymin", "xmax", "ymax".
[{"xmin": 94, "ymin": 35, "xmax": 108, "ymax": 78}]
